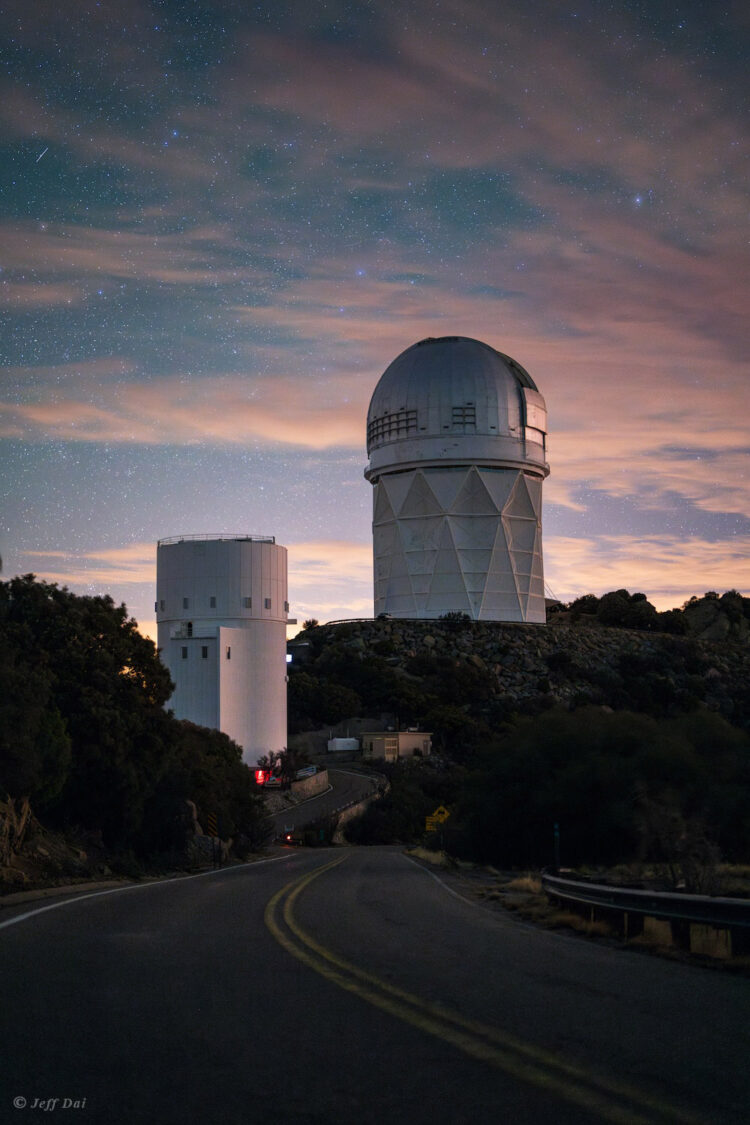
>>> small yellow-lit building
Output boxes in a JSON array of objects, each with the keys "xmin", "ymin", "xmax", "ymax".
[{"xmin": 361, "ymin": 731, "xmax": 432, "ymax": 762}]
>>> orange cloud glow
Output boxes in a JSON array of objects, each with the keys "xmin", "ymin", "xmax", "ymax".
[{"xmin": 545, "ymin": 534, "xmax": 750, "ymax": 610}]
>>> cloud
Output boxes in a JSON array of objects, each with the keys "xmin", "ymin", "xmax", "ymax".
[
  {"xmin": 20, "ymin": 542, "xmax": 156, "ymax": 587},
  {"xmin": 0, "ymin": 370, "xmax": 368, "ymax": 448},
  {"xmin": 0, "ymin": 222, "xmax": 265, "ymax": 288},
  {"xmin": 0, "ymin": 281, "xmax": 84, "ymax": 308},
  {"xmin": 1, "ymin": 0, "xmax": 746, "ymax": 617},
  {"xmin": 545, "ymin": 534, "xmax": 750, "ymax": 609},
  {"xmin": 16, "ymin": 536, "xmax": 375, "ymax": 630},
  {"xmin": 2, "ymin": 239, "xmax": 747, "ymax": 518},
  {"xmin": 287, "ymin": 539, "xmax": 373, "ymax": 623},
  {"xmin": 15, "ymin": 529, "xmax": 748, "ymax": 642}
]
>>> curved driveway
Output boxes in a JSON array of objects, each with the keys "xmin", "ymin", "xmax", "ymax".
[
  {"xmin": 270, "ymin": 767, "xmax": 379, "ymax": 836},
  {"xmin": 1, "ymin": 847, "xmax": 747, "ymax": 1125}
]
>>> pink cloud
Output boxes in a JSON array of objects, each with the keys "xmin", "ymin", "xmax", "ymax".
[
  {"xmin": 287, "ymin": 539, "xmax": 374, "ymax": 625},
  {"xmin": 18, "ymin": 537, "xmax": 376, "ymax": 637},
  {"xmin": 545, "ymin": 534, "xmax": 750, "ymax": 610},
  {"xmin": 0, "ymin": 222, "xmax": 265, "ymax": 287},
  {"xmin": 21, "ymin": 542, "xmax": 156, "ymax": 586},
  {"xmin": 1, "ymin": 239, "xmax": 746, "ymax": 518},
  {"xmin": 0, "ymin": 280, "xmax": 84, "ymax": 308}
]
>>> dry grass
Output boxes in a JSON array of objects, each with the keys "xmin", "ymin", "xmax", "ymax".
[
  {"xmin": 503, "ymin": 892, "xmax": 614, "ymax": 937},
  {"xmin": 406, "ymin": 846, "xmax": 450, "ymax": 867},
  {"xmin": 475, "ymin": 885, "xmax": 503, "ymax": 900},
  {"xmin": 719, "ymin": 863, "xmax": 750, "ymax": 877},
  {"xmin": 717, "ymin": 864, "xmax": 750, "ymax": 898},
  {"xmin": 503, "ymin": 874, "xmax": 542, "ymax": 894},
  {"xmin": 550, "ymin": 912, "xmax": 614, "ymax": 938},
  {"xmin": 628, "ymin": 932, "xmax": 671, "ymax": 951}
]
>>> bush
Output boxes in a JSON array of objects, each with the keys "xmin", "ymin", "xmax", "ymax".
[{"xmin": 447, "ymin": 707, "xmax": 750, "ymax": 869}]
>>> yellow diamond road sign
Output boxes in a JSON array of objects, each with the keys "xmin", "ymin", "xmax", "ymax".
[{"xmin": 431, "ymin": 805, "xmax": 450, "ymax": 823}]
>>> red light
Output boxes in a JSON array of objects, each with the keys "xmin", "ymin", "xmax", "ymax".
[{"xmin": 254, "ymin": 769, "xmax": 267, "ymax": 785}]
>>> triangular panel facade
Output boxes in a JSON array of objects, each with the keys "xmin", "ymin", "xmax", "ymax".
[{"xmin": 372, "ymin": 465, "xmax": 546, "ymax": 623}]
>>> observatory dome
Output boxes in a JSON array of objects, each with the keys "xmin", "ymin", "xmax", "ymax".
[
  {"xmin": 365, "ymin": 336, "xmax": 548, "ymax": 480},
  {"xmin": 364, "ymin": 335, "xmax": 550, "ymax": 623}
]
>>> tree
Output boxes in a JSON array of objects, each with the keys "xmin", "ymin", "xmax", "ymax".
[
  {"xmin": 0, "ymin": 575, "xmax": 275, "ymax": 857},
  {"xmin": 11, "ymin": 579, "xmax": 172, "ymax": 842},
  {"xmin": 447, "ymin": 706, "xmax": 750, "ymax": 869},
  {"xmin": 0, "ymin": 642, "xmax": 70, "ymax": 806},
  {"xmin": 597, "ymin": 589, "xmax": 658, "ymax": 630},
  {"xmin": 141, "ymin": 722, "xmax": 267, "ymax": 854}
]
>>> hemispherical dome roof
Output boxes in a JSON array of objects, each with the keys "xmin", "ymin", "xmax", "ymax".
[{"xmin": 366, "ymin": 336, "xmax": 547, "ymax": 473}]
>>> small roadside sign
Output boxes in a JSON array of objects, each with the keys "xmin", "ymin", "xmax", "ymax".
[
  {"xmin": 431, "ymin": 805, "xmax": 450, "ymax": 823},
  {"xmin": 206, "ymin": 812, "xmax": 218, "ymax": 836}
]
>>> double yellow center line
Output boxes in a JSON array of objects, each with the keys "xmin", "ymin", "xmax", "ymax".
[{"xmin": 264, "ymin": 855, "xmax": 703, "ymax": 1125}]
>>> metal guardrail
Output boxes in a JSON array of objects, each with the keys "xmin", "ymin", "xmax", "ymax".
[
  {"xmin": 320, "ymin": 618, "xmax": 376, "ymax": 626},
  {"xmin": 541, "ymin": 872, "xmax": 750, "ymax": 929}
]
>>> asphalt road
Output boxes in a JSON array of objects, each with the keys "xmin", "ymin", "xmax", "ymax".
[
  {"xmin": 270, "ymin": 767, "xmax": 379, "ymax": 836},
  {"xmin": 1, "ymin": 847, "xmax": 748, "ymax": 1125}
]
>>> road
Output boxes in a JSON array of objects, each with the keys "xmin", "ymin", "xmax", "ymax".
[
  {"xmin": 269, "ymin": 767, "xmax": 379, "ymax": 836},
  {"xmin": 1, "ymin": 847, "xmax": 748, "ymax": 1125}
]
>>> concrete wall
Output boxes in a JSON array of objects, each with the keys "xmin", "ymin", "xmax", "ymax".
[
  {"xmin": 289, "ymin": 770, "xmax": 329, "ymax": 801},
  {"xmin": 332, "ymin": 793, "xmax": 381, "ymax": 844}
]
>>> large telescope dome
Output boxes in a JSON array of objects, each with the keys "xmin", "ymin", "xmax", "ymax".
[
  {"xmin": 365, "ymin": 336, "xmax": 548, "ymax": 480},
  {"xmin": 364, "ymin": 335, "xmax": 550, "ymax": 623}
]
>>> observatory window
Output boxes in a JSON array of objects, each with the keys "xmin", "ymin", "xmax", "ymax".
[
  {"xmin": 183, "ymin": 597, "xmax": 189, "ymax": 609},
  {"xmin": 160, "ymin": 599, "xmax": 165, "ymax": 611},
  {"xmin": 264, "ymin": 598, "xmax": 272, "ymax": 609},
  {"xmin": 187, "ymin": 622, "xmax": 193, "ymax": 637},
  {"xmin": 201, "ymin": 646, "xmax": 208, "ymax": 659},
  {"xmin": 181, "ymin": 647, "xmax": 188, "ymax": 660},
  {"xmin": 367, "ymin": 409, "xmax": 418, "ymax": 446},
  {"xmin": 451, "ymin": 404, "xmax": 476, "ymax": 430},
  {"xmin": 243, "ymin": 596, "xmax": 252, "ymax": 608},
  {"xmin": 154, "ymin": 601, "xmax": 158, "ymax": 612},
  {"xmin": 210, "ymin": 596, "xmax": 216, "ymax": 608},
  {"xmin": 226, "ymin": 646, "xmax": 231, "ymax": 660},
  {"xmin": 284, "ymin": 601, "xmax": 289, "ymax": 612}
]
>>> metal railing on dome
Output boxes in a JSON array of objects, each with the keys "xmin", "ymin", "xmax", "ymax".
[{"xmin": 158, "ymin": 533, "xmax": 276, "ymax": 546}]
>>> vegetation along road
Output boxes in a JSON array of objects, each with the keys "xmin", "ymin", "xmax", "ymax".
[{"xmin": 1, "ymin": 847, "xmax": 748, "ymax": 1125}]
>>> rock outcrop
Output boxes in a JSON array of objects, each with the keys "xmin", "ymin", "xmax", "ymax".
[{"xmin": 290, "ymin": 611, "xmax": 750, "ymax": 731}]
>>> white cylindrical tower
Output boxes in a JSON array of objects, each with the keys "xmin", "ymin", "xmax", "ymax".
[
  {"xmin": 156, "ymin": 534, "xmax": 288, "ymax": 765},
  {"xmin": 365, "ymin": 336, "xmax": 550, "ymax": 623}
]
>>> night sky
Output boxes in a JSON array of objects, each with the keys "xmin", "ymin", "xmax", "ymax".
[{"xmin": 1, "ymin": 0, "xmax": 747, "ymax": 639}]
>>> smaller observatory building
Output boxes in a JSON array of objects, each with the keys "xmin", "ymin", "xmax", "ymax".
[
  {"xmin": 156, "ymin": 535, "xmax": 289, "ymax": 765},
  {"xmin": 365, "ymin": 336, "xmax": 550, "ymax": 623}
]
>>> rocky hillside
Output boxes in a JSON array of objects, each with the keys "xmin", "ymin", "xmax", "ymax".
[{"xmin": 289, "ymin": 599, "xmax": 750, "ymax": 745}]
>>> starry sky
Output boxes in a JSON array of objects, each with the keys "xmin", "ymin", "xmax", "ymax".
[{"xmin": 1, "ymin": 0, "xmax": 748, "ymax": 640}]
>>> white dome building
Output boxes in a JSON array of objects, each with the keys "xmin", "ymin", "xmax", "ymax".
[{"xmin": 365, "ymin": 336, "xmax": 550, "ymax": 623}]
